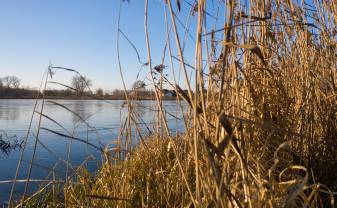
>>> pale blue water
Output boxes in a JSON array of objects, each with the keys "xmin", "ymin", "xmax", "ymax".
[{"xmin": 0, "ymin": 99, "xmax": 185, "ymax": 205}]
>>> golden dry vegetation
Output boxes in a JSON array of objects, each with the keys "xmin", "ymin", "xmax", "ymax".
[{"xmin": 16, "ymin": 0, "xmax": 337, "ymax": 207}]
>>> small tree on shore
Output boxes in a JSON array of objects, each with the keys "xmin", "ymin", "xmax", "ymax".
[
  {"xmin": 71, "ymin": 75, "xmax": 92, "ymax": 95},
  {"xmin": 132, "ymin": 80, "xmax": 146, "ymax": 91},
  {"xmin": 112, "ymin": 89, "xmax": 125, "ymax": 98},
  {"xmin": 2, "ymin": 76, "xmax": 21, "ymax": 88},
  {"xmin": 95, "ymin": 88, "xmax": 104, "ymax": 97}
]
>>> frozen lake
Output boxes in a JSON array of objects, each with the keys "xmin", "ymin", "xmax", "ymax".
[{"xmin": 0, "ymin": 99, "xmax": 185, "ymax": 204}]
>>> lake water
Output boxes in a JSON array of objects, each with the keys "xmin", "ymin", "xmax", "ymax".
[{"xmin": 0, "ymin": 99, "xmax": 185, "ymax": 205}]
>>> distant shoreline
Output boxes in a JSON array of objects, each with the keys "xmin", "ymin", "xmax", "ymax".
[
  {"xmin": 0, "ymin": 87, "xmax": 178, "ymax": 100},
  {"xmin": 0, "ymin": 96, "xmax": 177, "ymax": 100}
]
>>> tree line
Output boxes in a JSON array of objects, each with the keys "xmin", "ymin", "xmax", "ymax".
[{"xmin": 0, "ymin": 75, "xmax": 175, "ymax": 100}]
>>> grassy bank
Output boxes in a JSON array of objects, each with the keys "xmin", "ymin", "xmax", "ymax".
[
  {"xmin": 8, "ymin": 0, "xmax": 336, "ymax": 207},
  {"xmin": 23, "ymin": 134, "xmax": 337, "ymax": 207}
]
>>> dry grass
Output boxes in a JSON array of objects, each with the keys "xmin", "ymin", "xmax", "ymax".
[{"xmin": 10, "ymin": 0, "xmax": 337, "ymax": 207}]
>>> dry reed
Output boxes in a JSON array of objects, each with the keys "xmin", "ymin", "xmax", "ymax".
[{"xmin": 9, "ymin": 0, "xmax": 337, "ymax": 207}]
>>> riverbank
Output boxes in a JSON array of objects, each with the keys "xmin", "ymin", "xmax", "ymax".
[
  {"xmin": 0, "ymin": 88, "xmax": 177, "ymax": 100},
  {"xmin": 0, "ymin": 96, "xmax": 177, "ymax": 100}
]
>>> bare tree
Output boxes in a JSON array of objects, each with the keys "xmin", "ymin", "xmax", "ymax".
[
  {"xmin": 2, "ymin": 76, "xmax": 21, "ymax": 88},
  {"xmin": 71, "ymin": 75, "xmax": 92, "ymax": 95},
  {"xmin": 95, "ymin": 88, "xmax": 104, "ymax": 97},
  {"xmin": 132, "ymin": 80, "xmax": 146, "ymax": 91},
  {"xmin": 11, "ymin": 76, "xmax": 21, "ymax": 88},
  {"xmin": 112, "ymin": 89, "xmax": 124, "ymax": 97},
  {"xmin": 0, "ymin": 78, "xmax": 3, "ymax": 89},
  {"xmin": 2, "ymin": 76, "xmax": 10, "ymax": 88}
]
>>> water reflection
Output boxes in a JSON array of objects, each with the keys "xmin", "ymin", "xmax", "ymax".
[
  {"xmin": 71, "ymin": 100, "xmax": 93, "ymax": 124},
  {"xmin": 95, "ymin": 101, "xmax": 103, "ymax": 111},
  {"xmin": 0, "ymin": 101, "xmax": 19, "ymax": 120},
  {"xmin": 0, "ymin": 99, "xmax": 186, "ymax": 204}
]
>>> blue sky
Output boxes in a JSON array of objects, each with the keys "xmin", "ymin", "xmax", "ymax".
[
  {"xmin": 0, "ymin": 0, "xmax": 164, "ymax": 90},
  {"xmin": 0, "ymin": 0, "xmax": 321, "ymax": 91},
  {"xmin": 0, "ymin": 0, "xmax": 224, "ymax": 91}
]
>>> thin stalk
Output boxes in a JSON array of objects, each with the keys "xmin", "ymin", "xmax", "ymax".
[
  {"xmin": 21, "ymin": 66, "xmax": 50, "ymax": 206},
  {"xmin": 144, "ymin": 0, "xmax": 170, "ymax": 135},
  {"xmin": 8, "ymin": 70, "xmax": 47, "ymax": 207}
]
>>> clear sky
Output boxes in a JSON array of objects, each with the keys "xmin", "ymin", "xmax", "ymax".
[{"xmin": 0, "ymin": 0, "xmax": 223, "ymax": 91}]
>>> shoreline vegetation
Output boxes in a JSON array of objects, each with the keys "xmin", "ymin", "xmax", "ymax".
[
  {"xmin": 4, "ymin": 0, "xmax": 337, "ymax": 207},
  {"xmin": 0, "ymin": 87, "xmax": 178, "ymax": 100},
  {"xmin": 0, "ymin": 96, "xmax": 177, "ymax": 100},
  {"xmin": 0, "ymin": 74, "xmax": 180, "ymax": 100}
]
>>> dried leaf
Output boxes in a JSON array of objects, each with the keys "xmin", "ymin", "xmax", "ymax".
[
  {"xmin": 175, "ymin": 85, "xmax": 203, "ymax": 113},
  {"xmin": 280, "ymin": 166, "xmax": 308, "ymax": 207},
  {"xmin": 239, "ymin": 44, "xmax": 258, "ymax": 50},
  {"xmin": 251, "ymin": 46, "xmax": 267, "ymax": 66},
  {"xmin": 217, "ymin": 135, "xmax": 231, "ymax": 154},
  {"xmin": 219, "ymin": 112, "xmax": 233, "ymax": 135},
  {"xmin": 40, "ymin": 127, "xmax": 102, "ymax": 152},
  {"xmin": 204, "ymin": 138, "xmax": 218, "ymax": 154},
  {"xmin": 238, "ymin": 44, "xmax": 266, "ymax": 65},
  {"xmin": 176, "ymin": 0, "xmax": 181, "ymax": 11},
  {"xmin": 223, "ymin": 43, "xmax": 267, "ymax": 66},
  {"xmin": 175, "ymin": 85, "xmax": 190, "ymax": 104}
]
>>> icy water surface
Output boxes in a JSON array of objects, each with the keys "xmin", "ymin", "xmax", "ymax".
[{"xmin": 0, "ymin": 99, "xmax": 185, "ymax": 204}]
